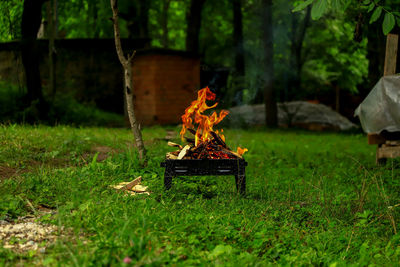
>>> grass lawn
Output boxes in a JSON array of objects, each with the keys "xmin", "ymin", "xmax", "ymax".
[{"xmin": 1, "ymin": 124, "xmax": 400, "ymax": 266}]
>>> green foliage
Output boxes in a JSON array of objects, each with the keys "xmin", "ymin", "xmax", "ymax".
[
  {"xmin": 199, "ymin": 0, "xmax": 234, "ymax": 67},
  {"xmin": 383, "ymin": 12, "xmax": 396, "ymax": 34},
  {"xmin": 0, "ymin": 81, "xmax": 24, "ymax": 121},
  {"xmin": 301, "ymin": 17, "xmax": 368, "ymax": 95},
  {"xmin": 370, "ymin": 6, "xmax": 383, "ymax": 23},
  {"xmin": 238, "ymin": 0, "xmax": 368, "ymax": 103},
  {"xmin": 293, "ymin": 0, "xmax": 400, "ymax": 35},
  {"xmin": 293, "ymin": 0, "xmax": 314, "ymax": 12},
  {"xmin": 57, "ymin": 0, "xmax": 116, "ymax": 39},
  {"xmin": 148, "ymin": 0, "xmax": 188, "ymax": 49},
  {"xmin": 0, "ymin": 82, "xmax": 124, "ymax": 126},
  {"xmin": 47, "ymin": 94, "xmax": 125, "ymax": 126},
  {"xmin": 0, "ymin": 0, "xmax": 23, "ymax": 41},
  {"xmin": 1, "ymin": 126, "xmax": 400, "ymax": 265},
  {"xmin": 311, "ymin": 0, "xmax": 328, "ymax": 20}
]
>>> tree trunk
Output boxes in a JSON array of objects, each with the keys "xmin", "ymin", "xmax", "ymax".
[
  {"xmin": 119, "ymin": 1, "xmax": 150, "ymax": 39},
  {"xmin": 124, "ymin": 66, "xmax": 146, "ymax": 160},
  {"xmin": 20, "ymin": 0, "xmax": 48, "ymax": 115},
  {"xmin": 232, "ymin": 0, "xmax": 245, "ymax": 105},
  {"xmin": 88, "ymin": 0, "xmax": 99, "ymax": 38},
  {"xmin": 47, "ymin": 0, "xmax": 57, "ymax": 99},
  {"xmin": 335, "ymin": 85, "xmax": 340, "ymax": 113},
  {"xmin": 139, "ymin": 0, "xmax": 150, "ymax": 39},
  {"xmin": 111, "ymin": 0, "xmax": 146, "ymax": 161},
  {"xmin": 233, "ymin": 0, "xmax": 244, "ymax": 76},
  {"xmin": 161, "ymin": 0, "xmax": 171, "ymax": 48},
  {"xmin": 262, "ymin": 0, "xmax": 277, "ymax": 127},
  {"xmin": 287, "ymin": 5, "xmax": 311, "ymax": 101},
  {"xmin": 365, "ymin": 21, "xmax": 385, "ymax": 95},
  {"xmin": 186, "ymin": 0, "xmax": 206, "ymax": 53}
]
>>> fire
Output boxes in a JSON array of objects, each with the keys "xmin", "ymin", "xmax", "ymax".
[
  {"xmin": 180, "ymin": 87, "xmax": 247, "ymax": 157},
  {"xmin": 237, "ymin": 147, "xmax": 248, "ymax": 156}
]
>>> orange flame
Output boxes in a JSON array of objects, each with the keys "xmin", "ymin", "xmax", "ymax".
[
  {"xmin": 180, "ymin": 87, "xmax": 228, "ymax": 146},
  {"xmin": 237, "ymin": 147, "xmax": 248, "ymax": 156},
  {"xmin": 180, "ymin": 87, "xmax": 247, "ymax": 157}
]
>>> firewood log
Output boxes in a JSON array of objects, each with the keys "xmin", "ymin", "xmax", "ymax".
[
  {"xmin": 220, "ymin": 147, "xmax": 242, "ymax": 158},
  {"xmin": 210, "ymin": 131, "xmax": 229, "ymax": 149},
  {"xmin": 166, "ymin": 152, "xmax": 178, "ymax": 159},
  {"xmin": 187, "ymin": 128, "xmax": 197, "ymax": 135},
  {"xmin": 167, "ymin": 141, "xmax": 183, "ymax": 149},
  {"xmin": 178, "ymin": 145, "xmax": 191, "ymax": 159},
  {"xmin": 185, "ymin": 138, "xmax": 195, "ymax": 144}
]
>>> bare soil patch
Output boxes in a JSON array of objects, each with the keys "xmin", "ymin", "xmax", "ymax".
[
  {"xmin": 82, "ymin": 145, "xmax": 120, "ymax": 162},
  {"xmin": 0, "ymin": 165, "xmax": 19, "ymax": 180}
]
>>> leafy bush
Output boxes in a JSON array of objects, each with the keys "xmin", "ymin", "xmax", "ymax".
[
  {"xmin": 0, "ymin": 81, "xmax": 25, "ymax": 121},
  {"xmin": 47, "ymin": 94, "xmax": 125, "ymax": 127},
  {"xmin": 0, "ymin": 81, "xmax": 124, "ymax": 126}
]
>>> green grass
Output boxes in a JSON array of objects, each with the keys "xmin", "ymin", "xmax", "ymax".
[{"xmin": 1, "ymin": 125, "xmax": 400, "ymax": 266}]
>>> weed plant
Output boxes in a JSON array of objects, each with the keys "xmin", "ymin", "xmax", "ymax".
[{"xmin": 1, "ymin": 125, "xmax": 400, "ymax": 265}]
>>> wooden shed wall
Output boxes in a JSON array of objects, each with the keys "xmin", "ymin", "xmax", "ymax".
[{"xmin": 133, "ymin": 53, "xmax": 200, "ymax": 125}]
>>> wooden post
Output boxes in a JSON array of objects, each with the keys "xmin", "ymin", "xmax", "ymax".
[
  {"xmin": 383, "ymin": 33, "xmax": 398, "ymax": 76},
  {"xmin": 374, "ymin": 33, "xmax": 399, "ymax": 165}
]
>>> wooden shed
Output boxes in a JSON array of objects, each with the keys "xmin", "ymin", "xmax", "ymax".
[
  {"xmin": 0, "ymin": 41, "xmax": 200, "ymax": 125},
  {"xmin": 133, "ymin": 49, "xmax": 200, "ymax": 125}
]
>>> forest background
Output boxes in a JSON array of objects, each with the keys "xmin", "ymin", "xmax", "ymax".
[{"xmin": 0, "ymin": 0, "xmax": 399, "ymax": 126}]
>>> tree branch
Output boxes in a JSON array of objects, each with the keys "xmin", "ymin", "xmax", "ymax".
[{"xmin": 110, "ymin": 0, "xmax": 127, "ymax": 66}]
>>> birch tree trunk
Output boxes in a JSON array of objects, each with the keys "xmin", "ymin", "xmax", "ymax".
[{"xmin": 110, "ymin": 0, "xmax": 146, "ymax": 160}]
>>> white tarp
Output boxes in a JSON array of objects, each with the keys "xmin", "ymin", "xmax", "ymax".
[{"xmin": 355, "ymin": 75, "xmax": 400, "ymax": 134}]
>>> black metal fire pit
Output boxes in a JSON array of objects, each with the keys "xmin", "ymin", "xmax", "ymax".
[{"xmin": 160, "ymin": 159, "xmax": 247, "ymax": 194}]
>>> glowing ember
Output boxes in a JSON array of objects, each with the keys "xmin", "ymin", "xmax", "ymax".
[{"xmin": 179, "ymin": 86, "xmax": 248, "ymax": 158}]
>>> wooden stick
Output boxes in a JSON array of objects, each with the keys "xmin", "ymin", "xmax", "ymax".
[
  {"xmin": 185, "ymin": 137, "xmax": 195, "ymax": 144},
  {"xmin": 187, "ymin": 128, "xmax": 197, "ymax": 135}
]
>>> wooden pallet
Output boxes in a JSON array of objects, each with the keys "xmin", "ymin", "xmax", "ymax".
[
  {"xmin": 369, "ymin": 133, "xmax": 400, "ymax": 164},
  {"xmin": 369, "ymin": 33, "xmax": 399, "ymax": 165}
]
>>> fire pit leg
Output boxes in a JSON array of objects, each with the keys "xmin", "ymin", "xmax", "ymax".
[
  {"xmin": 235, "ymin": 175, "xmax": 246, "ymax": 195},
  {"xmin": 164, "ymin": 166, "xmax": 174, "ymax": 190},
  {"xmin": 164, "ymin": 174, "xmax": 172, "ymax": 190}
]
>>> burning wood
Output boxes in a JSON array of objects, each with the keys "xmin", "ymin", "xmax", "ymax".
[{"xmin": 165, "ymin": 87, "xmax": 248, "ymax": 160}]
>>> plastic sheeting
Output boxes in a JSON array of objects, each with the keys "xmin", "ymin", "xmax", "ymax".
[{"xmin": 355, "ymin": 75, "xmax": 400, "ymax": 134}]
